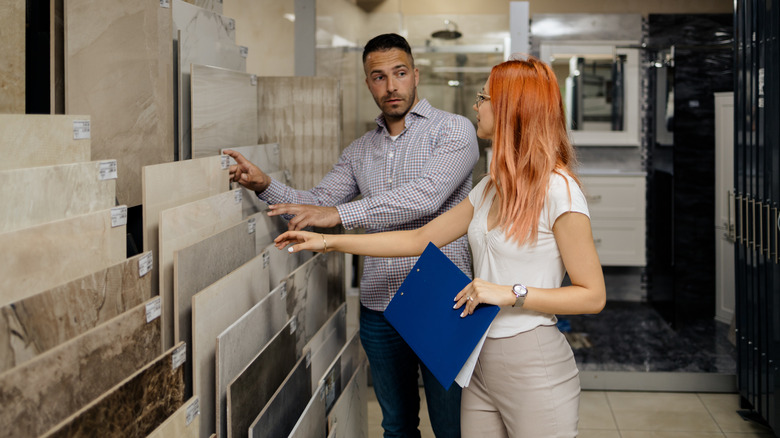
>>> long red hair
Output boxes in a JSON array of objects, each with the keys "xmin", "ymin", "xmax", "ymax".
[{"xmin": 485, "ymin": 56, "xmax": 580, "ymax": 244}]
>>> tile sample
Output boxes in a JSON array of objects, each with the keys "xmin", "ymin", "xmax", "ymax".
[
  {"xmin": 41, "ymin": 342, "xmax": 186, "ymax": 438},
  {"xmin": 191, "ymin": 251, "xmax": 271, "ymax": 438},
  {"xmin": 289, "ymin": 387, "xmax": 327, "ymax": 438},
  {"xmin": 0, "ymin": 114, "xmax": 90, "ymax": 171},
  {"xmin": 65, "ymin": 0, "xmax": 175, "ymax": 207},
  {"xmin": 320, "ymin": 331, "xmax": 364, "ymax": 415},
  {"xmin": 248, "ymin": 354, "xmax": 312, "ymax": 438},
  {"xmin": 0, "ymin": 160, "xmax": 116, "ymax": 233},
  {"xmin": 327, "ymin": 362, "xmax": 369, "ymax": 438},
  {"xmin": 158, "ymin": 188, "xmax": 242, "ymax": 350},
  {"xmin": 0, "ymin": 0, "xmax": 24, "ymax": 113},
  {"xmin": 256, "ymin": 77, "xmax": 341, "ymax": 190},
  {"xmin": 142, "ymin": 155, "xmax": 229, "ymax": 295},
  {"xmin": 265, "ymin": 239, "xmax": 305, "ymax": 287},
  {"xmin": 249, "ymin": 207, "xmax": 289, "ymax": 250},
  {"xmin": 191, "ymin": 64, "xmax": 258, "ymax": 159},
  {"xmin": 0, "ymin": 299, "xmax": 162, "ymax": 438},
  {"xmin": 215, "ymin": 282, "xmax": 288, "ymax": 438},
  {"xmin": 0, "ymin": 208, "xmax": 126, "ymax": 308},
  {"xmin": 306, "ymin": 304, "xmax": 348, "ymax": 394},
  {"xmin": 173, "ymin": 217, "xmax": 257, "ymax": 396},
  {"xmin": 0, "ymin": 251, "xmax": 153, "ymax": 373},
  {"xmin": 227, "ymin": 318, "xmax": 300, "ymax": 438},
  {"xmin": 286, "ymin": 253, "xmax": 331, "ymax": 349},
  {"xmin": 221, "ymin": 143, "xmax": 281, "ymax": 174},
  {"xmin": 147, "ymin": 396, "xmax": 201, "ymax": 438},
  {"xmin": 181, "ymin": 0, "xmax": 222, "ymax": 14}
]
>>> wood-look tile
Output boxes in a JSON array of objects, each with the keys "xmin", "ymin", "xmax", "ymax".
[
  {"xmin": 248, "ymin": 354, "xmax": 312, "ymax": 438},
  {"xmin": 158, "ymin": 188, "xmax": 242, "ymax": 350},
  {"xmin": 327, "ymin": 361, "xmax": 369, "ymax": 438},
  {"xmin": 147, "ymin": 396, "xmax": 201, "ymax": 438},
  {"xmin": 0, "ymin": 0, "xmax": 25, "ymax": 113},
  {"xmin": 0, "ymin": 161, "xmax": 116, "ymax": 233},
  {"xmin": 65, "ymin": 0, "xmax": 174, "ymax": 206},
  {"xmin": 0, "ymin": 114, "xmax": 90, "ymax": 171},
  {"xmin": 289, "ymin": 386, "xmax": 327, "ymax": 438},
  {"xmin": 306, "ymin": 304, "xmax": 347, "ymax": 394},
  {"xmin": 191, "ymin": 64, "xmax": 258, "ymax": 159},
  {"xmin": 41, "ymin": 342, "xmax": 186, "ymax": 438},
  {"xmin": 256, "ymin": 77, "xmax": 341, "ymax": 190},
  {"xmin": 191, "ymin": 251, "xmax": 271, "ymax": 438},
  {"xmin": 0, "ymin": 251, "xmax": 153, "ymax": 373},
  {"xmin": 181, "ymin": 0, "xmax": 222, "ymax": 14},
  {"xmin": 0, "ymin": 208, "xmax": 126, "ymax": 308},
  {"xmin": 0, "ymin": 298, "xmax": 162, "ymax": 438},
  {"xmin": 215, "ymin": 282, "xmax": 288, "ymax": 438}
]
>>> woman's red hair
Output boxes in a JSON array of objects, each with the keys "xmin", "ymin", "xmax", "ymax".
[{"xmin": 485, "ymin": 56, "xmax": 580, "ymax": 244}]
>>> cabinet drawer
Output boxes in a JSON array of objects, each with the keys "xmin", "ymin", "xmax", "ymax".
[
  {"xmin": 580, "ymin": 176, "xmax": 646, "ymax": 219},
  {"xmin": 590, "ymin": 218, "xmax": 646, "ymax": 266}
]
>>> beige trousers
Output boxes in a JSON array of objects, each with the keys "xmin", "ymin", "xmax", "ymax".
[{"xmin": 461, "ymin": 324, "xmax": 580, "ymax": 437}]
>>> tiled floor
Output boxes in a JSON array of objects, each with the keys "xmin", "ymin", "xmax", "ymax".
[{"xmin": 367, "ymin": 388, "xmax": 775, "ymax": 437}]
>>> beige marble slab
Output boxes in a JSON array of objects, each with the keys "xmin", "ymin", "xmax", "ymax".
[
  {"xmin": 191, "ymin": 64, "xmax": 258, "ymax": 159},
  {"xmin": 0, "ymin": 251, "xmax": 152, "ymax": 373},
  {"xmin": 0, "ymin": 298, "xmax": 162, "ymax": 438},
  {"xmin": 256, "ymin": 77, "xmax": 341, "ymax": 190},
  {"xmin": 248, "ymin": 354, "xmax": 312, "ymax": 438},
  {"xmin": 158, "ymin": 188, "xmax": 242, "ymax": 350},
  {"xmin": 215, "ymin": 282, "xmax": 288, "ymax": 438},
  {"xmin": 147, "ymin": 396, "xmax": 201, "ymax": 438},
  {"xmin": 0, "ymin": 160, "xmax": 116, "ymax": 233},
  {"xmin": 0, "ymin": 208, "xmax": 126, "ymax": 308},
  {"xmin": 327, "ymin": 361, "xmax": 369, "ymax": 438},
  {"xmin": 182, "ymin": 0, "xmax": 222, "ymax": 14},
  {"xmin": 0, "ymin": 114, "xmax": 90, "ymax": 171},
  {"xmin": 41, "ymin": 342, "xmax": 186, "ymax": 438},
  {"xmin": 142, "ymin": 155, "xmax": 229, "ymax": 296},
  {"xmin": 191, "ymin": 251, "xmax": 271, "ymax": 438},
  {"xmin": 0, "ymin": 0, "xmax": 25, "ymax": 113},
  {"xmin": 65, "ymin": 0, "xmax": 174, "ymax": 207}
]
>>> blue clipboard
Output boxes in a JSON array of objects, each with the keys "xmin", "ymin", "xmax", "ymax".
[{"xmin": 383, "ymin": 242, "xmax": 500, "ymax": 389}]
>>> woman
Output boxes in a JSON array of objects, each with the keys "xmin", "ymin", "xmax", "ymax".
[{"xmin": 274, "ymin": 56, "xmax": 606, "ymax": 437}]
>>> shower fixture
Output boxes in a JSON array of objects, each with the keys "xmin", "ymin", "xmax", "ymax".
[{"xmin": 431, "ymin": 20, "xmax": 462, "ymax": 40}]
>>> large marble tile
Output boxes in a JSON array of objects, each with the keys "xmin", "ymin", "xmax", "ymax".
[
  {"xmin": 142, "ymin": 155, "xmax": 229, "ymax": 295},
  {"xmin": 147, "ymin": 396, "xmax": 201, "ymax": 438},
  {"xmin": 65, "ymin": 0, "xmax": 174, "ymax": 207},
  {"xmin": 191, "ymin": 64, "xmax": 258, "ymax": 159},
  {"xmin": 327, "ymin": 362, "xmax": 369, "ymax": 438},
  {"xmin": 0, "ymin": 208, "xmax": 126, "ymax": 308},
  {"xmin": 289, "ymin": 385, "xmax": 327, "ymax": 438},
  {"xmin": 215, "ymin": 282, "xmax": 288, "ymax": 438},
  {"xmin": 0, "ymin": 114, "xmax": 90, "ymax": 171},
  {"xmin": 323, "ymin": 330, "xmax": 364, "ymax": 410},
  {"xmin": 248, "ymin": 354, "xmax": 312, "ymax": 438},
  {"xmin": 0, "ymin": 299, "xmax": 162, "ymax": 438},
  {"xmin": 287, "ymin": 253, "xmax": 334, "ymax": 347},
  {"xmin": 306, "ymin": 304, "xmax": 347, "ymax": 394},
  {"xmin": 191, "ymin": 251, "xmax": 271, "ymax": 438},
  {"xmin": 41, "ymin": 342, "xmax": 186, "ymax": 438},
  {"xmin": 158, "ymin": 188, "xmax": 242, "ymax": 350},
  {"xmin": 0, "ymin": 0, "xmax": 24, "ymax": 113},
  {"xmin": 181, "ymin": 0, "xmax": 222, "ymax": 14},
  {"xmin": 256, "ymin": 77, "xmax": 341, "ymax": 190},
  {"xmin": 0, "ymin": 160, "xmax": 116, "ymax": 233},
  {"xmin": 0, "ymin": 251, "xmax": 153, "ymax": 373},
  {"xmin": 173, "ymin": 217, "xmax": 257, "ymax": 396},
  {"xmin": 174, "ymin": 0, "xmax": 245, "ymax": 160}
]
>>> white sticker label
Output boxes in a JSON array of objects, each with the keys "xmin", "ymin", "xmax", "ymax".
[
  {"xmin": 186, "ymin": 398, "xmax": 200, "ymax": 426},
  {"xmin": 263, "ymin": 251, "xmax": 270, "ymax": 268},
  {"xmin": 221, "ymin": 155, "xmax": 230, "ymax": 170},
  {"xmin": 98, "ymin": 160, "xmax": 118, "ymax": 180},
  {"xmin": 280, "ymin": 283, "xmax": 287, "ymax": 300},
  {"xmin": 290, "ymin": 316, "xmax": 297, "ymax": 333},
  {"xmin": 240, "ymin": 46, "xmax": 249, "ymax": 58},
  {"xmin": 235, "ymin": 190, "xmax": 242, "ymax": 204},
  {"xmin": 250, "ymin": 74, "xmax": 257, "ymax": 86},
  {"xmin": 111, "ymin": 206, "xmax": 128, "ymax": 228},
  {"xmin": 138, "ymin": 253, "xmax": 153, "ymax": 277},
  {"xmin": 73, "ymin": 120, "xmax": 90, "ymax": 139},
  {"xmin": 146, "ymin": 297, "xmax": 162, "ymax": 323},
  {"xmin": 172, "ymin": 344, "xmax": 186, "ymax": 369},
  {"xmin": 759, "ymin": 97, "xmax": 765, "ymax": 108},
  {"xmin": 248, "ymin": 217, "xmax": 256, "ymax": 234},
  {"xmin": 305, "ymin": 350, "xmax": 312, "ymax": 367},
  {"xmin": 160, "ymin": 0, "xmax": 170, "ymax": 7},
  {"xmin": 228, "ymin": 19, "xmax": 235, "ymax": 30},
  {"xmin": 759, "ymin": 68, "xmax": 765, "ymax": 96}
]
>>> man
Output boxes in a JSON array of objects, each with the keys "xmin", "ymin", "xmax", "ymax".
[{"xmin": 225, "ymin": 33, "xmax": 478, "ymax": 437}]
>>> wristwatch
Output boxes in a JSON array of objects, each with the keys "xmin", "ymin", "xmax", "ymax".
[{"xmin": 511, "ymin": 283, "xmax": 528, "ymax": 308}]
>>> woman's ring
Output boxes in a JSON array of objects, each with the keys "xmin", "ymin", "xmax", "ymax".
[{"xmin": 468, "ymin": 296, "xmax": 474, "ymax": 302}]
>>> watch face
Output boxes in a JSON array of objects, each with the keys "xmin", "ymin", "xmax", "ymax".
[{"xmin": 513, "ymin": 284, "xmax": 527, "ymax": 297}]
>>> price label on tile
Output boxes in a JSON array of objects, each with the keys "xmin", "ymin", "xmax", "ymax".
[
  {"xmin": 98, "ymin": 160, "xmax": 118, "ymax": 180},
  {"xmin": 262, "ymin": 251, "xmax": 270, "ymax": 269},
  {"xmin": 305, "ymin": 349, "xmax": 312, "ymax": 367},
  {"xmin": 221, "ymin": 155, "xmax": 230, "ymax": 170},
  {"xmin": 228, "ymin": 19, "xmax": 235, "ymax": 30},
  {"xmin": 250, "ymin": 74, "xmax": 257, "ymax": 86},
  {"xmin": 280, "ymin": 282, "xmax": 287, "ymax": 300},
  {"xmin": 73, "ymin": 120, "xmax": 90, "ymax": 139},
  {"xmin": 248, "ymin": 217, "xmax": 256, "ymax": 235},
  {"xmin": 160, "ymin": 0, "xmax": 170, "ymax": 8},
  {"xmin": 290, "ymin": 315, "xmax": 297, "ymax": 334},
  {"xmin": 111, "ymin": 206, "xmax": 128, "ymax": 227},
  {"xmin": 234, "ymin": 190, "xmax": 242, "ymax": 204},
  {"xmin": 138, "ymin": 252, "xmax": 153, "ymax": 277},
  {"xmin": 186, "ymin": 398, "xmax": 200, "ymax": 426},
  {"xmin": 172, "ymin": 344, "xmax": 186, "ymax": 369},
  {"xmin": 146, "ymin": 297, "xmax": 162, "ymax": 323},
  {"xmin": 240, "ymin": 46, "xmax": 249, "ymax": 58}
]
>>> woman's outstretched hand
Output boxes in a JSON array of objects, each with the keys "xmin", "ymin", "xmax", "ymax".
[{"xmin": 274, "ymin": 230, "xmax": 330, "ymax": 253}]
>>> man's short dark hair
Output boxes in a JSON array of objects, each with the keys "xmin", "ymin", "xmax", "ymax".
[{"xmin": 362, "ymin": 33, "xmax": 414, "ymax": 66}]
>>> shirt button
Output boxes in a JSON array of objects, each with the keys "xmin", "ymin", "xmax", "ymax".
[
  {"xmin": 388, "ymin": 152, "xmax": 394, "ymax": 158},
  {"xmin": 387, "ymin": 178, "xmax": 393, "ymax": 184}
]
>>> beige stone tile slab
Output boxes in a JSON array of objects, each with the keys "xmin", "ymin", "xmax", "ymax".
[
  {"xmin": 181, "ymin": 0, "xmax": 222, "ymax": 14},
  {"xmin": 41, "ymin": 341, "xmax": 186, "ymax": 438},
  {"xmin": 290, "ymin": 383, "xmax": 327, "ymax": 438},
  {"xmin": 607, "ymin": 392, "xmax": 720, "ymax": 432},
  {"xmin": 147, "ymin": 396, "xmax": 201, "ymax": 438},
  {"xmin": 256, "ymin": 77, "xmax": 341, "ymax": 190},
  {"xmin": 264, "ymin": 239, "xmax": 305, "ymax": 286},
  {"xmin": 0, "ymin": 0, "xmax": 24, "ymax": 113},
  {"xmin": 0, "ymin": 114, "xmax": 90, "ymax": 171},
  {"xmin": 65, "ymin": 0, "xmax": 174, "ymax": 207},
  {"xmin": 327, "ymin": 361, "xmax": 369, "ymax": 438},
  {"xmin": 0, "ymin": 208, "xmax": 126, "ymax": 308},
  {"xmin": 215, "ymin": 282, "xmax": 288, "ymax": 438},
  {"xmin": 579, "ymin": 390, "xmax": 617, "ymax": 430},
  {"xmin": 0, "ymin": 298, "xmax": 162, "ymax": 437},
  {"xmin": 191, "ymin": 251, "xmax": 271, "ymax": 438},
  {"xmin": 158, "ymin": 188, "xmax": 241, "ymax": 350},
  {"xmin": 222, "ymin": 143, "xmax": 281, "ymax": 174},
  {"xmin": 286, "ymin": 253, "xmax": 332, "ymax": 349},
  {"xmin": 0, "ymin": 160, "xmax": 116, "ymax": 233},
  {"xmin": 0, "ymin": 251, "xmax": 152, "ymax": 373},
  {"xmin": 142, "ymin": 155, "xmax": 229, "ymax": 295},
  {"xmin": 248, "ymin": 353, "xmax": 312, "ymax": 438},
  {"xmin": 699, "ymin": 393, "xmax": 774, "ymax": 434},
  {"xmin": 238, "ymin": 169, "xmax": 291, "ymax": 247},
  {"xmin": 191, "ymin": 64, "xmax": 258, "ymax": 159}
]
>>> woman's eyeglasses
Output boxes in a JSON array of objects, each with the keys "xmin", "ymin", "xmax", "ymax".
[{"xmin": 475, "ymin": 92, "xmax": 491, "ymax": 108}]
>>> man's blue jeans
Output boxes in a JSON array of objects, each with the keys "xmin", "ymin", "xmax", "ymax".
[{"xmin": 360, "ymin": 305, "xmax": 461, "ymax": 437}]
